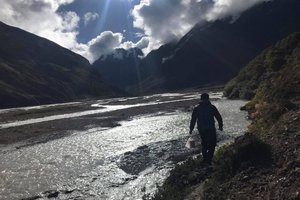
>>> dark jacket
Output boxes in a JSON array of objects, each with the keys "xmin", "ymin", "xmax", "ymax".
[{"xmin": 190, "ymin": 100, "xmax": 223, "ymax": 131}]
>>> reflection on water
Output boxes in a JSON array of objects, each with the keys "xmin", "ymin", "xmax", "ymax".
[{"xmin": 0, "ymin": 92, "xmax": 248, "ymax": 200}]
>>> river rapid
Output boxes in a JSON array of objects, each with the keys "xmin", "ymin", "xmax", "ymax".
[{"xmin": 0, "ymin": 91, "xmax": 249, "ymax": 200}]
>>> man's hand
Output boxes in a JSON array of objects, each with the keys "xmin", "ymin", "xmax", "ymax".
[{"xmin": 219, "ymin": 126, "xmax": 223, "ymax": 131}]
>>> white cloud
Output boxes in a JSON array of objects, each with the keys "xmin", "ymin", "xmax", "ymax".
[
  {"xmin": 132, "ymin": 0, "xmax": 210, "ymax": 53},
  {"xmin": 120, "ymin": 37, "xmax": 150, "ymax": 50},
  {"xmin": 85, "ymin": 31, "xmax": 124, "ymax": 62},
  {"xmin": 135, "ymin": 37, "xmax": 150, "ymax": 49},
  {"xmin": 62, "ymin": 11, "xmax": 80, "ymax": 31},
  {"xmin": 132, "ymin": 0, "xmax": 269, "ymax": 53},
  {"xmin": 206, "ymin": 0, "xmax": 271, "ymax": 21},
  {"xmin": 0, "ymin": 0, "xmax": 79, "ymax": 50},
  {"xmin": 83, "ymin": 12, "xmax": 99, "ymax": 26}
]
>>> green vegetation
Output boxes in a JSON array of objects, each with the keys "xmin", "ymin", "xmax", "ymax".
[{"xmin": 224, "ymin": 32, "xmax": 300, "ymax": 100}]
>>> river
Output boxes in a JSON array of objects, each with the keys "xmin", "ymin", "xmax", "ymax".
[{"xmin": 0, "ymin": 91, "xmax": 249, "ymax": 200}]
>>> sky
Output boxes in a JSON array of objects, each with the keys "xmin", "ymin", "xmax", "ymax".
[{"xmin": 0, "ymin": 0, "xmax": 270, "ymax": 63}]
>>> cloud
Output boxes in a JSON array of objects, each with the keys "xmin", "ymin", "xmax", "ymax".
[
  {"xmin": 83, "ymin": 12, "xmax": 99, "ymax": 26},
  {"xmin": 120, "ymin": 37, "xmax": 150, "ymax": 50},
  {"xmin": 85, "ymin": 31, "xmax": 124, "ymax": 62},
  {"xmin": 135, "ymin": 37, "xmax": 150, "ymax": 49},
  {"xmin": 132, "ymin": 0, "xmax": 269, "ymax": 53},
  {"xmin": 0, "ymin": 0, "xmax": 79, "ymax": 50},
  {"xmin": 132, "ymin": 0, "xmax": 211, "ymax": 52},
  {"xmin": 206, "ymin": 0, "xmax": 271, "ymax": 21}
]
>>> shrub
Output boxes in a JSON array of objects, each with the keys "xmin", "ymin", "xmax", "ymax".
[{"xmin": 202, "ymin": 134, "xmax": 272, "ymax": 199}]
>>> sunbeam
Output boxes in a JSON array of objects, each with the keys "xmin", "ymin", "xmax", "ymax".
[
  {"xmin": 94, "ymin": 0, "xmax": 112, "ymax": 34},
  {"xmin": 123, "ymin": 0, "xmax": 144, "ymax": 93}
]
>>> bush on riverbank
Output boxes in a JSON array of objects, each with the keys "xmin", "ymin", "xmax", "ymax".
[
  {"xmin": 150, "ymin": 156, "xmax": 212, "ymax": 200},
  {"xmin": 212, "ymin": 134, "xmax": 272, "ymax": 179},
  {"xmin": 202, "ymin": 134, "xmax": 273, "ymax": 199}
]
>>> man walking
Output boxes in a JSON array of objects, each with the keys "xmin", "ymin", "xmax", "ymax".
[{"xmin": 189, "ymin": 93, "xmax": 223, "ymax": 164}]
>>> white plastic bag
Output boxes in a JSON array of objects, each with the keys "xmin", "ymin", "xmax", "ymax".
[
  {"xmin": 185, "ymin": 137, "xmax": 196, "ymax": 149},
  {"xmin": 185, "ymin": 133, "xmax": 201, "ymax": 149}
]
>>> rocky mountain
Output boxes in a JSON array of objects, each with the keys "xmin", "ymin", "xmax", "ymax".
[
  {"xmin": 93, "ymin": 48, "xmax": 144, "ymax": 90},
  {"xmin": 93, "ymin": 0, "xmax": 300, "ymax": 94},
  {"xmin": 93, "ymin": 43, "xmax": 176, "ymax": 94},
  {"xmin": 0, "ymin": 22, "xmax": 122, "ymax": 108}
]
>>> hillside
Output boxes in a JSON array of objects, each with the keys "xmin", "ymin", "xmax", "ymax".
[
  {"xmin": 0, "ymin": 22, "xmax": 122, "ymax": 108},
  {"xmin": 224, "ymin": 32, "xmax": 300, "ymax": 100},
  {"xmin": 150, "ymin": 0, "xmax": 300, "ymax": 92},
  {"xmin": 152, "ymin": 33, "xmax": 300, "ymax": 200}
]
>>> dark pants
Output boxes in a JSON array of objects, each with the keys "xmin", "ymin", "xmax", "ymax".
[{"xmin": 199, "ymin": 129, "xmax": 217, "ymax": 163}]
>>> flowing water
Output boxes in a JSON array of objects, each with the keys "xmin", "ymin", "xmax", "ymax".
[{"xmin": 0, "ymin": 92, "xmax": 249, "ymax": 200}]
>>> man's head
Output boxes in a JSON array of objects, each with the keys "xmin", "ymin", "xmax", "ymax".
[{"xmin": 201, "ymin": 93, "xmax": 209, "ymax": 101}]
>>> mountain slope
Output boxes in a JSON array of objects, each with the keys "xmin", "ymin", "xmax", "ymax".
[
  {"xmin": 0, "ymin": 22, "xmax": 121, "ymax": 108},
  {"xmin": 155, "ymin": 0, "xmax": 300, "ymax": 91},
  {"xmin": 224, "ymin": 32, "xmax": 300, "ymax": 100}
]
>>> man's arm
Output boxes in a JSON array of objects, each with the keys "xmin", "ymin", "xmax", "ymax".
[
  {"xmin": 189, "ymin": 107, "xmax": 197, "ymax": 134},
  {"xmin": 213, "ymin": 106, "xmax": 223, "ymax": 131}
]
